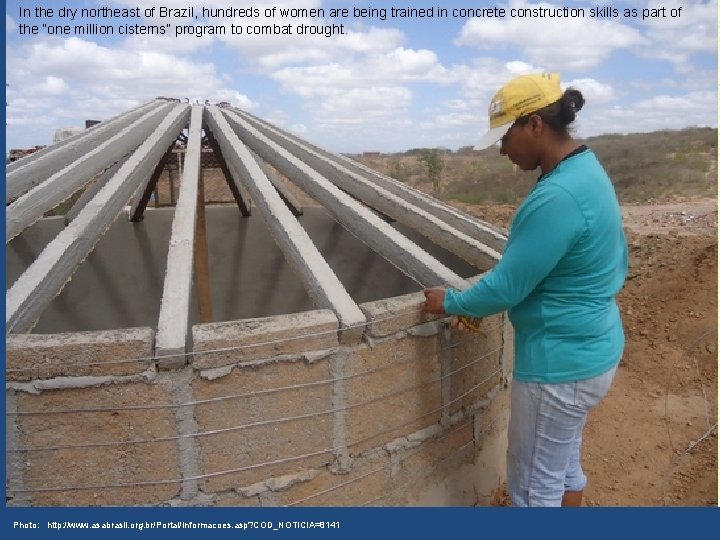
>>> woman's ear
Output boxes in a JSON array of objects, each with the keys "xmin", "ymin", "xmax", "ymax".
[{"xmin": 529, "ymin": 114, "xmax": 544, "ymax": 136}]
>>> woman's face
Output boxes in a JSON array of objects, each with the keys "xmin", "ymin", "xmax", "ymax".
[{"xmin": 499, "ymin": 116, "xmax": 542, "ymax": 171}]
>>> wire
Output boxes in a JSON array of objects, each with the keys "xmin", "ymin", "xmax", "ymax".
[
  {"xmin": 7, "ymin": 325, "xmax": 504, "ymax": 417},
  {"xmin": 6, "ymin": 311, "xmax": 505, "ymax": 374},
  {"xmin": 7, "ymin": 348, "xmax": 503, "ymax": 452},
  {"xmin": 6, "ymin": 366, "xmax": 503, "ymax": 494}
]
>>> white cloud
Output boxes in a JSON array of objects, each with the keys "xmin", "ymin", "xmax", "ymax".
[
  {"xmin": 314, "ymin": 86, "xmax": 412, "ymax": 125},
  {"xmin": 7, "ymin": 14, "xmax": 16, "ymax": 32},
  {"xmin": 580, "ymin": 90, "xmax": 717, "ymax": 137},
  {"xmin": 5, "ymin": 37, "xmax": 255, "ymax": 147},
  {"xmin": 455, "ymin": 1, "xmax": 648, "ymax": 70},
  {"xmin": 38, "ymin": 76, "xmax": 70, "ymax": 95},
  {"xmin": 565, "ymin": 78, "xmax": 616, "ymax": 103},
  {"xmin": 219, "ymin": 25, "xmax": 404, "ymax": 70},
  {"xmin": 271, "ymin": 47, "xmax": 458, "ymax": 98},
  {"xmin": 638, "ymin": 0, "xmax": 717, "ymax": 69}
]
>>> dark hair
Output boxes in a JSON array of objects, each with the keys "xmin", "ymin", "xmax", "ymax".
[{"xmin": 516, "ymin": 88, "xmax": 585, "ymax": 136}]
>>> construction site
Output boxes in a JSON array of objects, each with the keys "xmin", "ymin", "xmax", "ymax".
[{"xmin": 5, "ymin": 99, "xmax": 514, "ymax": 506}]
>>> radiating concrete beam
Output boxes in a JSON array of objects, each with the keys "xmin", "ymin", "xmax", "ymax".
[
  {"xmin": 234, "ymin": 108, "xmax": 507, "ymax": 252},
  {"xmin": 206, "ymin": 107, "xmax": 367, "ymax": 332},
  {"xmin": 221, "ymin": 109, "xmax": 467, "ymax": 290},
  {"xmin": 65, "ymin": 155, "xmax": 131, "ymax": 225},
  {"xmin": 6, "ymin": 100, "xmax": 164, "ymax": 202},
  {"xmin": 249, "ymin": 149, "xmax": 303, "ymax": 216},
  {"xmin": 6, "ymin": 104, "xmax": 191, "ymax": 334},
  {"xmin": 6, "ymin": 103, "xmax": 175, "ymax": 243},
  {"xmin": 154, "ymin": 105, "xmax": 204, "ymax": 366}
]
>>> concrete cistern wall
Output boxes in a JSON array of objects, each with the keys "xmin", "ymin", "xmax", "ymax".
[{"xmin": 6, "ymin": 100, "xmax": 512, "ymax": 507}]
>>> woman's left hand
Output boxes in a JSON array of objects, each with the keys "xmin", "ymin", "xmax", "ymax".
[{"xmin": 421, "ymin": 288, "xmax": 447, "ymax": 315}]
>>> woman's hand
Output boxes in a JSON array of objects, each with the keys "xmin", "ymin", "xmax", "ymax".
[
  {"xmin": 421, "ymin": 288, "xmax": 447, "ymax": 315},
  {"xmin": 450, "ymin": 317, "xmax": 469, "ymax": 332}
]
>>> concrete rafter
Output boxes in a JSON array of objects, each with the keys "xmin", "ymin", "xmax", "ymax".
[
  {"xmin": 236, "ymin": 108, "xmax": 507, "ymax": 251},
  {"xmin": 6, "ymin": 102, "xmax": 175, "ymax": 242},
  {"xmin": 6, "ymin": 100, "xmax": 165, "ymax": 202},
  {"xmin": 155, "ymin": 105, "xmax": 203, "ymax": 365},
  {"xmin": 6, "ymin": 104, "xmax": 191, "ymax": 334},
  {"xmin": 206, "ymin": 106, "xmax": 367, "ymax": 333},
  {"xmin": 6, "ymin": 101, "xmax": 509, "ymax": 338},
  {"xmin": 231, "ymin": 108, "xmax": 504, "ymax": 263},
  {"xmin": 220, "ymin": 108, "xmax": 468, "ymax": 290}
]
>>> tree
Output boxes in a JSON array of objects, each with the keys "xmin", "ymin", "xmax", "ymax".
[
  {"xmin": 418, "ymin": 149, "xmax": 444, "ymax": 193},
  {"xmin": 387, "ymin": 158, "xmax": 409, "ymax": 183}
]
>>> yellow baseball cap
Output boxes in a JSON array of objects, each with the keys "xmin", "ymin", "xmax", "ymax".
[{"xmin": 474, "ymin": 73, "xmax": 563, "ymax": 149}]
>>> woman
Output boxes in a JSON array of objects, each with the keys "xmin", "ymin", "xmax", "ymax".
[{"xmin": 421, "ymin": 73, "xmax": 628, "ymax": 507}]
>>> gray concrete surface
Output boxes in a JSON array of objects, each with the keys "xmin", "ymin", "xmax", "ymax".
[
  {"xmin": 6, "ymin": 100, "xmax": 163, "ymax": 201},
  {"xmin": 231, "ymin": 107, "xmax": 502, "ymax": 266},
  {"xmin": 235, "ymin": 108, "xmax": 508, "ymax": 250},
  {"xmin": 222, "ymin": 109, "xmax": 468, "ymax": 290},
  {"xmin": 6, "ymin": 207, "xmax": 478, "ymax": 334},
  {"xmin": 155, "ymin": 105, "xmax": 204, "ymax": 360},
  {"xmin": 6, "ymin": 103, "xmax": 174, "ymax": 242},
  {"xmin": 6, "ymin": 104, "xmax": 191, "ymax": 334},
  {"xmin": 206, "ymin": 107, "xmax": 366, "ymax": 332}
]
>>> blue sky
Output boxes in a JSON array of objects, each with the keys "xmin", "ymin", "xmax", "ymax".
[{"xmin": 4, "ymin": 0, "xmax": 718, "ymax": 154}]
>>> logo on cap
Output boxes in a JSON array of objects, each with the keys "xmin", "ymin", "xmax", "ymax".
[{"xmin": 488, "ymin": 99, "xmax": 503, "ymax": 118}]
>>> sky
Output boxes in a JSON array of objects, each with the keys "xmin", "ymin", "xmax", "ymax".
[{"xmin": 4, "ymin": 0, "xmax": 718, "ymax": 154}]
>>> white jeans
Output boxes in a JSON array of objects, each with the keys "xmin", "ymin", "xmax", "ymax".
[{"xmin": 506, "ymin": 365, "xmax": 618, "ymax": 506}]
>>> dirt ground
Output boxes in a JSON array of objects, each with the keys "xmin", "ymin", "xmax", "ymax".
[{"xmin": 455, "ymin": 197, "xmax": 718, "ymax": 506}]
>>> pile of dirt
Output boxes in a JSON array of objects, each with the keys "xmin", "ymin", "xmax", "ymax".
[{"xmin": 585, "ymin": 224, "xmax": 717, "ymax": 506}]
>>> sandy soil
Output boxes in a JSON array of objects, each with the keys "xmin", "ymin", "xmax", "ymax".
[{"xmin": 456, "ymin": 197, "xmax": 718, "ymax": 506}]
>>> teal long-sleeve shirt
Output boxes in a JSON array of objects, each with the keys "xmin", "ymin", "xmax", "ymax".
[{"xmin": 444, "ymin": 148, "xmax": 628, "ymax": 383}]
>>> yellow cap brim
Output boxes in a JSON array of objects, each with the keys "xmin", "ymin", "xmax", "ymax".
[{"xmin": 474, "ymin": 121, "xmax": 513, "ymax": 150}]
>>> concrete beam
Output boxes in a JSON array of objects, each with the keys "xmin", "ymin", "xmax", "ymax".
[
  {"xmin": 65, "ymin": 154, "xmax": 130, "ymax": 225},
  {"xmin": 6, "ymin": 100, "xmax": 163, "ymax": 202},
  {"xmin": 249, "ymin": 149, "xmax": 303, "ymax": 217},
  {"xmin": 224, "ymin": 109, "xmax": 500, "ymax": 268},
  {"xmin": 234, "ymin": 108, "xmax": 507, "ymax": 252},
  {"xmin": 155, "ymin": 105, "xmax": 204, "ymax": 365},
  {"xmin": 221, "ymin": 109, "xmax": 467, "ymax": 290},
  {"xmin": 6, "ymin": 103, "xmax": 174, "ymax": 243},
  {"xmin": 206, "ymin": 107, "xmax": 367, "ymax": 331},
  {"xmin": 6, "ymin": 104, "xmax": 191, "ymax": 335}
]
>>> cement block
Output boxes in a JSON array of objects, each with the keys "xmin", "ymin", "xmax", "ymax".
[
  {"xmin": 393, "ymin": 421, "xmax": 474, "ymax": 479},
  {"xmin": 388, "ymin": 420, "xmax": 476, "ymax": 505},
  {"xmin": 474, "ymin": 384, "xmax": 510, "ymax": 447},
  {"xmin": 447, "ymin": 314, "xmax": 505, "ymax": 416},
  {"xmin": 471, "ymin": 406, "xmax": 510, "ymax": 505},
  {"xmin": 213, "ymin": 493, "xmax": 262, "ymax": 507},
  {"xmin": 191, "ymin": 310, "xmax": 339, "ymax": 370},
  {"xmin": 344, "ymin": 336, "xmax": 443, "ymax": 456},
  {"xmin": 192, "ymin": 356, "xmax": 334, "ymax": 492},
  {"xmin": 5, "ymin": 327, "xmax": 154, "ymax": 382},
  {"xmin": 274, "ymin": 454, "xmax": 391, "ymax": 506},
  {"xmin": 360, "ymin": 291, "xmax": 442, "ymax": 338},
  {"xmin": 12, "ymin": 381, "xmax": 179, "ymax": 506}
]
